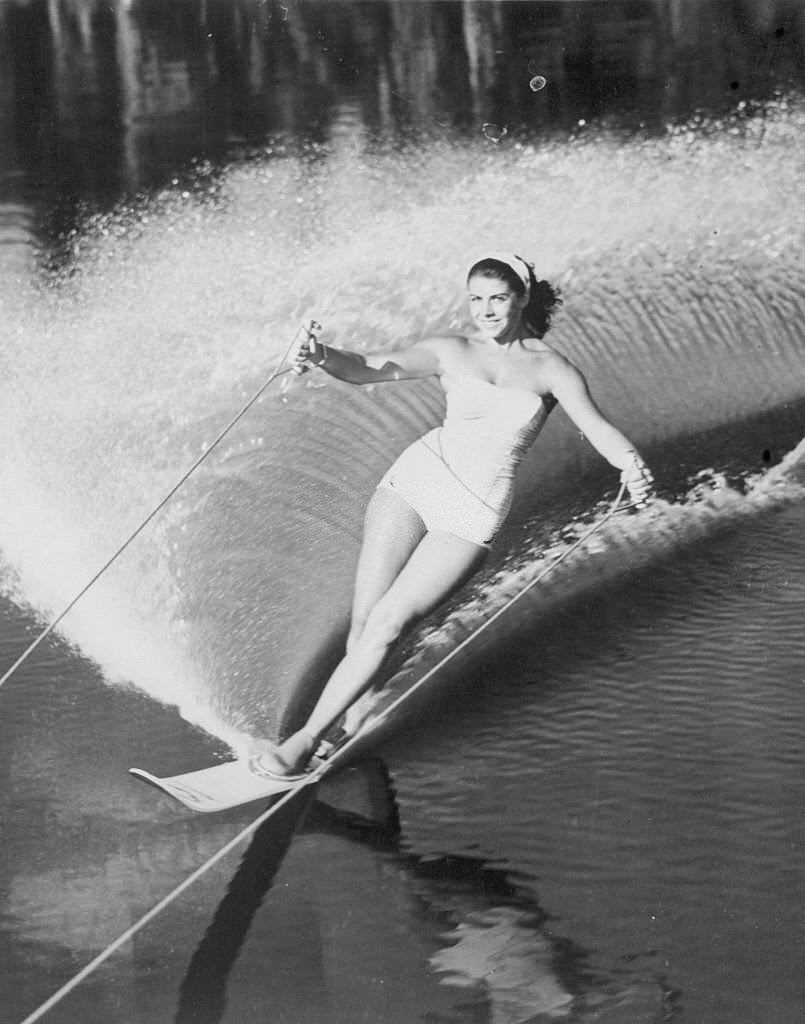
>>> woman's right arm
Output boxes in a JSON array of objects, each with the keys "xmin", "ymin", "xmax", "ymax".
[{"xmin": 293, "ymin": 332, "xmax": 448, "ymax": 384}]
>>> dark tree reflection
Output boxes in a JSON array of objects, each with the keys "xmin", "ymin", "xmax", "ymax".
[{"xmin": 1, "ymin": 0, "xmax": 802, "ymax": 243}]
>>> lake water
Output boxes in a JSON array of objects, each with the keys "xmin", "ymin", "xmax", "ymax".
[{"xmin": 1, "ymin": 2, "xmax": 805, "ymax": 1023}]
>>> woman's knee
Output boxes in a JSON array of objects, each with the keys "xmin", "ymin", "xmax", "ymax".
[
  {"xmin": 346, "ymin": 614, "xmax": 367, "ymax": 654},
  {"xmin": 360, "ymin": 601, "xmax": 409, "ymax": 651}
]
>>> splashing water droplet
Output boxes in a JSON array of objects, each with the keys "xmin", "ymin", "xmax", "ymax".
[
  {"xmin": 529, "ymin": 75, "xmax": 547, "ymax": 92},
  {"xmin": 482, "ymin": 123, "xmax": 508, "ymax": 144}
]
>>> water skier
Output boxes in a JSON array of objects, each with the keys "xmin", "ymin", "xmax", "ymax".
[{"xmin": 254, "ymin": 253, "xmax": 654, "ymax": 776}]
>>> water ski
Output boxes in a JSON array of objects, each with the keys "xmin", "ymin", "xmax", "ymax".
[{"xmin": 129, "ymin": 754, "xmax": 326, "ymax": 813}]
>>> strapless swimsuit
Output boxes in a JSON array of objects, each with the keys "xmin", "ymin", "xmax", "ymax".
[{"xmin": 378, "ymin": 374, "xmax": 554, "ymax": 547}]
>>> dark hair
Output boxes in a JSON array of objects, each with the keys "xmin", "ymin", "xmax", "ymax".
[{"xmin": 467, "ymin": 257, "xmax": 562, "ymax": 339}]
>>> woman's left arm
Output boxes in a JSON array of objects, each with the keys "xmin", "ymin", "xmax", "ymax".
[{"xmin": 548, "ymin": 354, "xmax": 655, "ymax": 505}]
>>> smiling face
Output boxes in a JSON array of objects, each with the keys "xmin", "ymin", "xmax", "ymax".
[{"xmin": 467, "ymin": 273, "xmax": 525, "ymax": 341}]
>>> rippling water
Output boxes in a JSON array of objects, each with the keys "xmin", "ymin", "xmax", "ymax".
[
  {"xmin": 1, "ymin": 3, "xmax": 805, "ymax": 1023},
  {"xmin": 394, "ymin": 499, "xmax": 805, "ymax": 1022}
]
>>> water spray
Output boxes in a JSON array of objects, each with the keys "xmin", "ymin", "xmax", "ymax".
[{"xmin": 0, "ymin": 320, "xmax": 320, "ymax": 690}]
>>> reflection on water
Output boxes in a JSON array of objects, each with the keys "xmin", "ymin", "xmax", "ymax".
[
  {"xmin": 173, "ymin": 766, "xmax": 667, "ymax": 1024},
  {"xmin": 1, "ymin": 0, "xmax": 803, "ymax": 252},
  {"xmin": 6, "ymin": 731, "xmax": 662, "ymax": 1024}
]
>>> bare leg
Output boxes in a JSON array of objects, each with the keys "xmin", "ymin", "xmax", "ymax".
[
  {"xmin": 260, "ymin": 517, "xmax": 487, "ymax": 774},
  {"xmin": 340, "ymin": 488, "xmax": 428, "ymax": 731},
  {"xmin": 347, "ymin": 486, "xmax": 429, "ymax": 652},
  {"xmin": 249, "ymin": 487, "xmax": 425, "ymax": 771}
]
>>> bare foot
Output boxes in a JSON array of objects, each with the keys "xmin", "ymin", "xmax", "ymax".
[{"xmin": 249, "ymin": 729, "xmax": 318, "ymax": 777}]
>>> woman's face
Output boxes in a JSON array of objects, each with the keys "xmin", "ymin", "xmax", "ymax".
[{"xmin": 467, "ymin": 274, "xmax": 524, "ymax": 340}]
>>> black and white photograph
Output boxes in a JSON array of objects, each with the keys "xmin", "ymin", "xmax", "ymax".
[{"xmin": 1, "ymin": 1, "xmax": 803, "ymax": 1022}]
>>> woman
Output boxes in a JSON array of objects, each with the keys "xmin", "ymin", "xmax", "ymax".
[{"xmin": 254, "ymin": 253, "xmax": 654, "ymax": 777}]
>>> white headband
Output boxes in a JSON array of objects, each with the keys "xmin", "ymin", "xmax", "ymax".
[{"xmin": 471, "ymin": 251, "xmax": 534, "ymax": 299}]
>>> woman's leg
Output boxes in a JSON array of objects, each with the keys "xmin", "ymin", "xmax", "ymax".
[
  {"xmin": 263, "ymin": 526, "xmax": 487, "ymax": 772},
  {"xmin": 338, "ymin": 487, "xmax": 428, "ymax": 729},
  {"xmin": 346, "ymin": 486, "xmax": 428, "ymax": 653},
  {"xmin": 249, "ymin": 486, "xmax": 425, "ymax": 770}
]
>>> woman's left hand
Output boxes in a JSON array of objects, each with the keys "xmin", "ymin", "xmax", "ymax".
[
  {"xmin": 291, "ymin": 323, "xmax": 325, "ymax": 374},
  {"xmin": 620, "ymin": 452, "xmax": 655, "ymax": 507}
]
